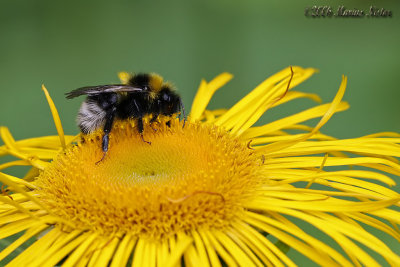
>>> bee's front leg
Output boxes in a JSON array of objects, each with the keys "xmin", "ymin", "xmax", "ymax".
[
  {"xmin": 137, "ymin": 117, "xmax": 151, "ymax": 145},
  {"xmin": 96, "ymin": 106, "xmax": 116, "ymax": 164}
]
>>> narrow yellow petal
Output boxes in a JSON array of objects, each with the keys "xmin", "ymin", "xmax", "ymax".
[
  {"xmin": 264, "ymin": 156, "xmax": 400, "ymax": 176},
  {"xmin": 0, "ymin": 172, "xmax": 54, "ymax": 217},
  {"xmin": 7, "ymin": 227, "xmax": 62, "ymax": 267},
  {"xmin": 43, "ymin": 232, "xmax": 91, "ymax": 267},
  {"xmin": 0, "ymin": 127, "xmax": 49, "ymax": 170},
  {"xmin": 15, "ymin": 135, "xmax": 76, "ymax": 150},
  {"xmin": 0, "ymin": 224, "xmax": 48, "ymax": 261},
  {"xmin": 327, "ymin": 180, "xmax": 398, "ymax": 199},
  {"xmin": 0, "ymin": 218, "xmax": 43, "ymax": 239},
  {"xmin": 220, "ymin": 67, "xmax": 314, "ymax": 126},
  {"xmin": 203, "ymin": 231, "xmax": 238, "ymax": 267},
  {"xmin": 142, "ymin": 241, "xmax": 157, "ymax": 267},
  {"xmin": 230, "ymin": 73, "xmax": 321, "ymax": 136},
  {"xmin": 0, "ymin": 160, "xmax": 30, "ymax": 172},
  {"xmin": 157, "ymin": 239, "xmax": 169, "ymax": 267},
  {"xmin": 62, "ymin": 233, "xmax": 99, "ymax": 267},
  {"xmin": 249, "ymin": 207, "xmax": 399, "ymax": 266},
  {"xmin": 0, "ymin": 211, "xmax": 41, "ymax": 226},
  {"xmin": 132, "ymin": 238, "xmax": 145, "ymax": 267},
  {"xmin": 316, "ymin": 212, "xmax": 400, "ymax": 258},
  {"xmin": 370, "ymin": 209, "xmax": 400, "ymax": 224},
  {"xmin": 164, "ymin": 233, "xmax": 193, "ymax": 267},
  {"xmin": 260, "ymin": 190, "xmax": 329, "ymax": 202},
  {"xmin": 259, "ymin": 185, "xmax": 393, "ymax": 201},
  {"xmin": 346, "ymin": 213, "xmax": 400, "ymax": 242},
  {"xmin": 212, "ymin": 230, "xmax": 257, "ymax": 267},
  {"xmin": 265, "ymin": 139, "xmax": 400, "ymax": 158},
  {"xmin": 314, "ymin": 211, "xmax": 400, "ymax": 265},
  {"xmin": 243, "ymin": 215, "xmax": 341, "ymax": 266},
  {"xmin": 184, "ymin": 244, "xmax": 202, "ymax": 267},
  {"xmin": 248, "ymin": 197, "xmax": 399, "ymax": 213},
  {"xmin": 227, "ymin": 76, "xmax": 293, "ymax": 134},
  {"xmin": 203, "ymin": 110, "xmax": 217, "ymax": 122},
  {"xmin": 199, "ymin": 108, "xmax": 227, "ymax": 122},
  {"xmin": 243, "ymin": 101, "xmax": 348, "ymax": 140},
  {"xmin": 245, "ymin": 212, "xmax": 351, "ymax": 266},
  {"xmin": 323, "ymin": 169, "xmax": 394, "ymax": 185},
  {"xmin": 30, "ymin": 230, "xmax": 83, "ymax": 267},
  {"xmin": 120, "ymin": 237, "xmax": 136, "ymax": 267},
  {"xmin": 87, "ymin": 239, "xmax": 105, "ymax": 267},
  {"xmin": 216, "ymin": 67, "xmax": 316, "ymax": 131},
  {"xmin": 41, "ymin": 84, "xmax": 66, "ymax": 149},
  {"xmin": 190, "ymin": 73, "xmax": 233, "ymax": 121},
  {"xmin": 258, "ymin": 76, "xmax": 347, "ymax": 154},
  {"xmin": 232, "ymin": 220, "xmax": 296, "ymax": 267},
  {"xmin": 198, "ymin": 230, "xmax": 222, "ymax": 267},
  {"xmin": 91, "ymin": 236, "xmax": 120, "ymax": 267},
  {"xmin": 110, "ymin": 235, "xmax": 133, "ymax": 267},
  {"xmin": 0, "ymin": 171, "xmax": 36, "ymax": 189},
  {"xmin": 189, "ymin": 79, "xmax": 207, "ymax": 121},
  {"xmin": 272, "ymin": 91, "xmax": 322, "ymax": 107},
  {"xmin": 19, "ymin": 147, "xmax": 59, "ymax": 159},
  {"xmin": 225, "ymin": 228, "xmax": 264, "ymax": 267},
  {"xmin": 23, "ymin": 166, "xmax": 40, "ymax": 181},
  {"xmin": 75, "ymin": 249, "xmax": 91, "ymax": 267},
  {"xmin": 362, "ymin": 132, "xmax": 400, "ymax": 138},
  {"xmin": 251, "ymin": 133, "xmax": 334, "ymax": 145},
  {"xmin": 191, "ymin": 230, "xmax": 211, "ymax": 267},
  {"xmin": 0, "ymin": 127, "xmax": 18, "ymax": 151},
  {"xmin": 228, "ymin": 225, "xmax": 274, "ymax": 266}
]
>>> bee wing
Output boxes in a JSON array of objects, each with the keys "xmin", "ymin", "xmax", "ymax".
[{"xmin": 65, "ymin": 84, "xmax": 143, "ymax": 99}]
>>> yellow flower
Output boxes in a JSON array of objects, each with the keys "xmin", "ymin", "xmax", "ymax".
[{"xmin": 1, "ymin": 66, "xmax": 400, "ymax": 266}]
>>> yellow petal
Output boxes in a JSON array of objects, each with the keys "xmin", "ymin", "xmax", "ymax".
[
  {"xmin": 215, "ymin": 67, "xmax": 316, "ymax": 131},
  {"xmin": 41, "ymin": 84, "xmax": 66, "ymax": 149},
  {"xmin": 190, "ymin": 73, "xmax": 233, "ymax": 121}
]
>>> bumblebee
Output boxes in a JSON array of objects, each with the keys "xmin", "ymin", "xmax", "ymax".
[{"xmin": 66, "ymin": 73, "xmax": 185, "ymax": 161}]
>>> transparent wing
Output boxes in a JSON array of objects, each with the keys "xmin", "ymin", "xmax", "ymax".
[{"xmin": 66, "ymin": 85, "xmax": 143, "ymax": 99}]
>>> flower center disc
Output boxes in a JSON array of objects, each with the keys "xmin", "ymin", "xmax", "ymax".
[{"xmin": 37, "ymin": 118, "xmax": 260, "ymax": 238}]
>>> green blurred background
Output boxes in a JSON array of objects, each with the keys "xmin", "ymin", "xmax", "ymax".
[{"xmin": 0, "ymin": 0, "xmax": 399, "ymax": 265}]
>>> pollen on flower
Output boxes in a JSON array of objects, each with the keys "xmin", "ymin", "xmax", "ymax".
[{"xmin": 35, "ymin": 117, "xmax": 261, "ymax": 239}]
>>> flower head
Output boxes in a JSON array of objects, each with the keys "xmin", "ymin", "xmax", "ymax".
[{"xmin": 1, "ymin": 66, "xmax": 400, "ymax": 266}]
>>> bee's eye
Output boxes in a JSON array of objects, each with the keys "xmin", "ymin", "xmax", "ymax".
[
  {"xmin": 143, "ymin": 85, "xmax": 150, "ymax": 91},
  {"xmin": 162, "ymin": 92, "xmax": 169, "ymax": 101}
]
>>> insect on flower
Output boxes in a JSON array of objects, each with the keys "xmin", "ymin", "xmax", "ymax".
[{"xmin": 66, "ymin": 73, "xmax": 185, "ymax": 162}]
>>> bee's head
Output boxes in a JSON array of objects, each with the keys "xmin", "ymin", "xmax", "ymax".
[{"xmin": 159, "ymin": 87, "xmax": 181, "ymax": 114}]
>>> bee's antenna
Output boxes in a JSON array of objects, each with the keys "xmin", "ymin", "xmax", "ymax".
[{"xmin": 180, "ymin": 98, "xmax": 186, "ymax": 128}]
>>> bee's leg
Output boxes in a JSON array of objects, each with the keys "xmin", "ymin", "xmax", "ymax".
[
  {"xmin": 137, "ymin": 117, "xmax": 151, "ymax": 145},
  {"xmin": 150, "ymin": 106, "xmax": 160, "ymax": 124},
  {"xmin": 96, "ymin": 107, "xmax": 116, "ymax": 164},
  {"xmin": 132, "ymin": 98, "xmax": 151, "ymax": 144},
  {"xmin": 149, "ymin": 114, "xmax": 159, "ymax": 124},
  {"xmin": 149, "ymin": 112, "xmax": 160, "ymax": 132}
]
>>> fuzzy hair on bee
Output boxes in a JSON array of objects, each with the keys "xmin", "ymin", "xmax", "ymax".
[
  {"xmin": 77, "ymin": 99, "xmax": 107, "ymax": 134},
  {"xmin": 66, "ymin": 73, "xmax": 185, "ymax": 163}
]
